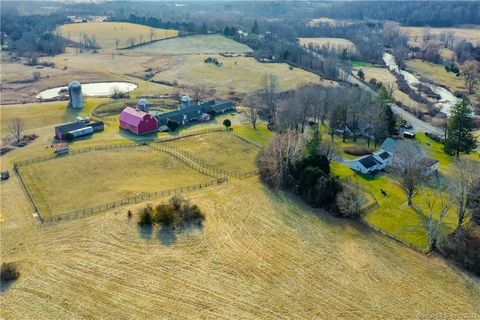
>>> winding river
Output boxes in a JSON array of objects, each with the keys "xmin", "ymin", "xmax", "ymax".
[
  {"xmin": 36, "ymin": 82, "xmax": 138, "ymax": 100},
  {"xmin": 383, "ymin": 53, "xmax": 460, "ymax": 116}
]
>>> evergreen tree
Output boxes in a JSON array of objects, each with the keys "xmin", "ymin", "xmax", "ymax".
[
  {"xmin": 385, "ymin": 104, "xmax": 396, "ymax": 135},
  {"xmin": 252, "ymin": 20, "xmax": 259, "ymax": 34},
  {"xmin": 223, "ymin": 26, "xmax": 230, "ymax": 36},
  {"xmin": 444, "ymin": 100, "xmax": 477, "ymax": 156}
]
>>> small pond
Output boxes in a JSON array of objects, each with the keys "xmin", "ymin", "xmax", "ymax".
[{"xmin": 36, "ymin": 82, "xmax": 138, "ymax": 100}]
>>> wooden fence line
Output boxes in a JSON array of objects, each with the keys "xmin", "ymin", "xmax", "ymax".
[{"xmin": 42, "ymin": 178, "xmax": 228, "ymax": 225}]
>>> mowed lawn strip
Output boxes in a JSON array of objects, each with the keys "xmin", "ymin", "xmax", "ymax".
[
  {"xmin": 19, "ymin": 147, "xmax": 213, "ymax": 217},
  {"xmin": 165, "ymin": 132, "xmax": 260, "ymax": 173}
]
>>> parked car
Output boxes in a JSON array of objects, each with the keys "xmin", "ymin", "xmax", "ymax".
[{"xmin": 1, "ymin": 170, "xmax": 9, "ymax": 180}]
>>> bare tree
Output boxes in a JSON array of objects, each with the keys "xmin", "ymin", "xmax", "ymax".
[
  {"xmin": 336, "ymin": 179, "xmax": 364, "ymax": 218},
  {"xmin": 385, "ymin": 82, "xmax": 396, "ymax": 97},
  {"xmin": 258, "ymin": 129, "xmax": 305, "ymax": 189},
  {"xmin": 32, "ymin": 71, "xmax": 41, "ymax": 82},
  {"xmin": 8, "ymin": 118, "xmax": 25, "ymax": 144},
  {"xmin": 388, "ymin": 143, "xmax": 428, "ymax": 207},
  {"xmin": 243, "ymin": 94, "xmax": 259, "ymax": 129},
  {"xmin": 128, "ymin": 37, "xmax": 136, "ymax": 48},
  {"xmin": 313, "ymin": 87, "xmax": 328, "ymax": 125},
  {"xmin": 467, "ymin": 178, "xmax": 480, "ymax": 227},
  {"xmin": 422, "ymin": 185, "xmax": 451, "ymax": 250},
  {"xmin": 461, "ymin": 60, "xmax": 480, "ymax": 94},
  {"xmin": 348, "ymin": 87, "xmax": 371, "ymax": 142},
  {"xmin": 138, "ymin": 34, "xmax": 144, "ymax": 44},
  {"xmin": 114, "ymin": 38, "xmax": 120, "ymax": 50},
  {"xmin": 450, "ymin": 158, "xmax": 479, "ymax": 231},
  {"xmin": 149, "ymin": 28, "xmax": 156, "ymax": 42},
  {"xmin": 361, "ymin": 100, "xmax": 389, "ymax": 148},
  {"xmin": 259, "ymin": 74, "xmax": 279, "ymax": 124},
  {"xmin": 296, "ymin": 84, "xmax": 316, "ymax": 132},
  {"xmin": 276, "ymin": 96, "xmax": 303, "ymax": 131},
  {"xmin": 316, "ymin": 140, "xmax": 338, "ymax": 162},
  {"xmin": 191, "ymin": 82, "xmax": 206, "ymax": 104}
]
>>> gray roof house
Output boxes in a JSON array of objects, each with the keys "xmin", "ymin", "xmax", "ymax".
[{"xmin": 154, "ymin": 99, "xmax": 235, "ymax": 128}]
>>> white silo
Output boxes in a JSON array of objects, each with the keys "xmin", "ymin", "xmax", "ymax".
[
  {"xmin": 181, "ymin": 95, "xmax": 191, "ymax": 109},
  {"xmin": 68, "ymin": 81, "xmax": 83, "ymax": 109},
  {"xmin": 137, "ymin": 98, "xmax": 149, "ymax": 112}
]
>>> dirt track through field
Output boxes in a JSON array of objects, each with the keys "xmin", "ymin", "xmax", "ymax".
[{"xmin": 1, "ymin": 178, "xmax": 479, "ymax": 319}]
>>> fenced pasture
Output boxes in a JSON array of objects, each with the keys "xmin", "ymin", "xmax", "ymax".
[
  {"xmin": 164, "ymin": 132, "xmax": 261, "ymax": 173},
  {"xmin": 17, "ymin": 146, "xmax": 214, "ymax": 218}
]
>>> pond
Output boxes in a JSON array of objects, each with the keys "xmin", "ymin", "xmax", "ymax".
[
  {"xmin": 36, "ymin": 82, "xmax": 138, "ymax": 100},
  {"xmin": 383, "ymin": 53, "xmax": 460, "ymax": 116}
]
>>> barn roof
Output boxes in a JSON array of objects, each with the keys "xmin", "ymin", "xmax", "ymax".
[
  {"xmin": 55, "ymin": 121, "xmax": 89, "ymax": 134},
  {"xmin": 120, "ymin": 107, "xmax": 149, "ymax": 126}
]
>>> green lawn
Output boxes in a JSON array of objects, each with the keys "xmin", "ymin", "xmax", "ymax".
[
  {"xmin": 351, "ymin": 60, "xmax": 376, "ymax": 68},
  {"xmin": 232, "ymin": 123, "xmax": 273, "ymax": 146},
  {"xmin": 330, "ymin": 132, "xmax": 479, "ymax": 251}
]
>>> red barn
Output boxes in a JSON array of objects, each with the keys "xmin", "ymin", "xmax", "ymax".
[{"xmin": 119, "ymin": 107, "xmax": 158, "ymax": 135}]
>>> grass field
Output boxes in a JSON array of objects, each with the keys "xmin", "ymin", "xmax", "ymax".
[
  {"xmin": 131, "ymin": 34, "xmax": 252, "ymax": 55},
  {"xmin": 19, "ymin": 147, "xmax": 212, "ymax": 217},
  {"xmin": 400, "ymin": 26, "xmax": 480, "ymax": 46},
  {"xmin": 405, "ymin": 59, "xmax": 480, "ymax": 106},
  {"xmin": 58, "ymin": 22, "xmax": 178, "ymax": 51},
  {"xmin": 360, "ymin": 66, "xmax": 427, "ymax": 112},
  {"xmin": 1, "ymin": 176, "xmax": 479, "ymax": 318},
  {"xmin": 299, "ymin": 37, "xmax": 357, "ymax": 53},
  {"xmin": 165, "ymin": 132, "xmax": 260, "ymax": 173},
  {"xmin": 154, "ymin": 54, "xmax": 335, "ymax": 96}
]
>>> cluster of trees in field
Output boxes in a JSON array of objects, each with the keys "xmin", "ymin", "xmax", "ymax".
[
  {"xmin": 0, "ymin": 13, "xmax": 68, "ymax": 57},
  {"xmin": 137, "ymin": 195, "xmax": 204, "ymax": 229}
]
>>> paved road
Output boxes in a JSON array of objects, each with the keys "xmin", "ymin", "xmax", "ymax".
[{"xmin": 338, "ymin": 66, "xmax": 442, "ymax": 135}]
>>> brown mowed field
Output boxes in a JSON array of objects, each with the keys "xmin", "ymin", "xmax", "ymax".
[{"xmin": 1, "ymin": 177, "xmax": 479, "ymax": 319}]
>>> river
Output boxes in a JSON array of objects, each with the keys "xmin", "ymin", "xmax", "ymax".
[{"xmin": 383, "ymin": 53, "xmax": 460, "ymax": 116}]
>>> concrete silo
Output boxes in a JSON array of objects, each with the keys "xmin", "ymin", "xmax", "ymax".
[
  {"xmin": 68, "ymin": 81, "xmax": 83, "ymax": 109},
  {"xmin": 137, "ymin": 99, "xmax": 149, "ymax": 112},
  {"xmin": 181, "ymin": 95, "xmax": 191, "ymax": 109}
]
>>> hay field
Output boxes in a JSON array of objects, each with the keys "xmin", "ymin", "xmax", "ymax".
[
  {"xmin": 19, "ymin": 147, "xmax": 212, "ymax": 217},
  {"xmin": 154, "ymin": 54, "xmax": 335, "ymax": 96},
  {"xmin": 308, "ymin": 17, "xmax": 355, "ymax": 27},
  {"xmin": 360, "ymin": 67, "xmax": 427, "ymax": 112},
  {"xmin": 1, "ymin": 177, "xmax": 479, "ymax": 319},
  {"xmin": 165, "ymin": 132, "xmax": 260, "ymax": 173},
  {"xmin": 400, "ymin": 26, "xmax": 480, "ymax": 46},
  {"xmin": 299, "ymin": 37, "xmax": 357, "ymax": 53},
  {"xmin": 58, "ymin": 22, "xmax": 178, "ymax": 51},
  {"xmin": 131, "ymin": 34, "xmax": 252, "ymax": 55}
]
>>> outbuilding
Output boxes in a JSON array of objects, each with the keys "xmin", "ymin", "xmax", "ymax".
[
  {"xmin": 119, "ymin": 106, "xmax": 158, "ymax": 135},
  {"xmin": 349, "ymin": 154, "xmax": 383, "ymax": 175}
]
